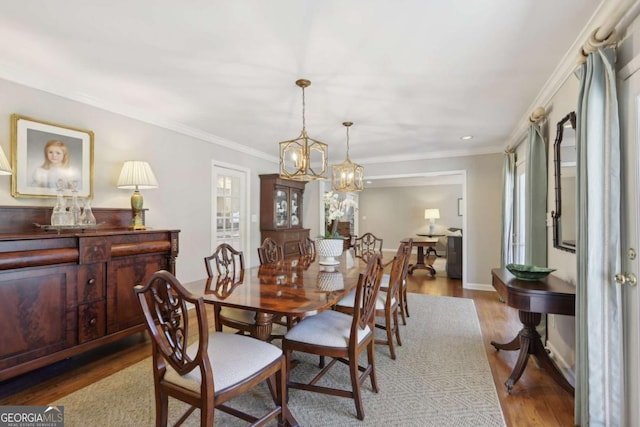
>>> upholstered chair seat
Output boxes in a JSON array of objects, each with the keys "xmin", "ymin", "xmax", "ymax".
[
  {"xmin": 165, "ymin": 332, "xmax": 282, "ymax": 393},
  {"xmin": 284, "ymin": 309, "xmax": 371, "ymax": 348}
]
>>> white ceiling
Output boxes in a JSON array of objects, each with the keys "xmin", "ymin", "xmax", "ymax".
[{"xmin": 0, "ymin": 0, "xmax": 603, "ymax": 166}]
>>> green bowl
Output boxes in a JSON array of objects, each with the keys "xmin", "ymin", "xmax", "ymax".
[{"xmin": 505, "ymin": 263, "xmax": 555, "ymax": 281}]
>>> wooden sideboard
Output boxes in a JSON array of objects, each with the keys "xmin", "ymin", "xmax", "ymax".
[{"xmin": 0, "ymin": 206, "xmax": 179, "ymax": 381}]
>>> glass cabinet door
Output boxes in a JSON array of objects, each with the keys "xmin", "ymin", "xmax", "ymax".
[
  {"xmin": 290, "ymin": 189, "xmax": 302, "ymax": 228},
  {"xmin": 275, "ymin": 187, "xmax": 289, "ymax": 228}
]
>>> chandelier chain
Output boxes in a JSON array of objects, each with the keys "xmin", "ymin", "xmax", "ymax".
[
  {"xmin": 301, "ymin": 86, "xmax": 306, "ymax": 131},
  {"xmin": 346, "ymin": 125, "xmax": 350, "ymax": 157}
]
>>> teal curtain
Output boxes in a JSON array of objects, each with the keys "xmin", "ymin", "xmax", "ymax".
[
  {"xmin": 500, "ymin": 151, "xmax": 516, "ymax": 266},
  {"xmin": 575, "ymin": 46, "xmax": 622, "ymax": 426},
  {"xmin": 525, "ymin": 124, "xmax": 547, "ymax": 266}
]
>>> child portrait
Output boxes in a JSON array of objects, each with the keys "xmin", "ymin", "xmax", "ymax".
[{"xmin": 11, "ymin": 114, "xmax": 94, "ymax": 198}]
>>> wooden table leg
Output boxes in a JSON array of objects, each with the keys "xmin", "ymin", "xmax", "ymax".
[
  {"xmin": 408, "ymin": 246, "xmax": 436, "ymax": 276},
  {"xmin": 253, "ymin": 312, "xmax": 275, "ymax": 341},
  {"xmin": 490, "ymin": 334, "xmax": 521, "ymax": 351},
  {"xmin": 494, "ymin": 311, "xmax": 574, "ymax": 395}
]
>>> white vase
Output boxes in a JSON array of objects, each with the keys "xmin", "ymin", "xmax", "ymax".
[{"xmin": 317, "ymin": 238, "xmax": 344, "ymax": 265}]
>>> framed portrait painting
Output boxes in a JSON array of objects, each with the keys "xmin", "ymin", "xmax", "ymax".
[{"xmin": 11, "ymin": 114, "xmax": 94, "ymax": 198}]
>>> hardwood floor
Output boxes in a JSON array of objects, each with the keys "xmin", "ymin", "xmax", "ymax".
[{"xmin": 0, "ymin": 260, "xmax": 575, "ymax": 426}]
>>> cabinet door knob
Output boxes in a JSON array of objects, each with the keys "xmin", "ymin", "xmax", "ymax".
[
  {"xmin": 89, "ymin": 318, "xmax": 97, "ymax": 326},
  {"xmin": 87, "ymin": 278, "xmax": 96, "ymax": 285}
]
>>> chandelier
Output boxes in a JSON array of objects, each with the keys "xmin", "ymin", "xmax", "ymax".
[
  {"xmin": 331, "ymin": 121, "xmax": 364, "ymax": 192},
  {"xmin": 279, "ymin": 79, "xmax": 328, "ymax": 181}
]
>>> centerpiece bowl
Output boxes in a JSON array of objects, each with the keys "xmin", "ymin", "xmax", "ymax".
[{"xmin": 506, "ymin": 263, "xmax": 556, "ymax": 281}]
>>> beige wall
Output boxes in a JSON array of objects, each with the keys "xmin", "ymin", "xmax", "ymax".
[
  {"xmin": 358, "ymin": 184, "xmax": 463, "ymax": 251},
  {"xmin": 543, "ymin": 73, "xmax": 580, "ymax": 375},
  {"xmin": 0, "ymin": 78, "xmax": 278, "ymax": 281}
]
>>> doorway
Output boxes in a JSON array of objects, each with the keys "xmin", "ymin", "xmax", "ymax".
[
  {"xmin": 329, "ymin": 170, "xmax": 468, "ymax": 286},
  {"xmin": 211, "ymin": 162, "xmax": 250, "ymax": 260}
]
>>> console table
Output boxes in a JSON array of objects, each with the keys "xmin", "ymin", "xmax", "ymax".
[
  {"xmin": 0, "ymin": 206, "xmax": 179, "ymax": 381},
  {"xmin": 490, "ymin": 267, "xmax": 575, "ymax": 394}
]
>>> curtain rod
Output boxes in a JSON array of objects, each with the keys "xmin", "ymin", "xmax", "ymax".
[
  {"xmin": 578, "ymin": 0, "xmax": 640, "ymax": 62},
  {"xmin": 507, "ymin": 0, "xmax": 640, "ymax": 150}
]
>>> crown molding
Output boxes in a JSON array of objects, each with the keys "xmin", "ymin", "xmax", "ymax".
[
  {"xmin": 506, "ymin": 0, "xmax": 639, "ymax": 149},
  {"xmin": 359, "ymin": 144, "xmax": 504, "ymax": 165},
  {"xmin": 0, "ymin": 66, "xmax": 278, "ymax": 163}
]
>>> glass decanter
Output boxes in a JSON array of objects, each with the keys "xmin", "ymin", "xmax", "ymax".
[
  {"xmin": 50, "ymin": 181, "xmax": 67, "ymax": 226},
  {"xmin": 70, "ymin": 187, "xmax": 81, "ymax": 225},
  {"xmin": 80, "ymin": 198, "xmax": 96, "ymax": 225}
]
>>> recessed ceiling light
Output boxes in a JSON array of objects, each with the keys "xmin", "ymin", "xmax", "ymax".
[{"xmin": 460, "ymin": 135, "xmax": 473, "ymax": 140}]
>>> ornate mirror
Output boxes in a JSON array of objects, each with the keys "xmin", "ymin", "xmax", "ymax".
[{"xmin": 552, "ymin": 111, "xmax": 577, "ymax": 252}]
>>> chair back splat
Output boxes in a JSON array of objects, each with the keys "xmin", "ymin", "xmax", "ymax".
[
  {"xmin": 258, "ymin": 237, "xmax": 284, "ymax": 265},
  {"xmin": 298, "ymin": 236, "xmax": 316, "ymax": 257},
  {"xmin": 204, "ymin": 243, "xmax": 245, "ymax": 280},
  {"xmin": 204, "ymin": 244, "xmax": 267, "ymax": 339},
  {"xmin": 353, "ymin": 232, "xmax": 383, "ymax": 262},
  {"xmin": 134, "ymin": 270, "xmax": 289, "ymax": 426}
]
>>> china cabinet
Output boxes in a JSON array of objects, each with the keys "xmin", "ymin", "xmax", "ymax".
[{"xmin": 259, "ymin": 174, "xmax": 309, "ymax": 258}]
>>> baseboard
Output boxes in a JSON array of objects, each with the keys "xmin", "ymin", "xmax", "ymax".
[
  {"xmin": 463, "ymin": 282, "xmax": 495, "ymax": 292},
  {"xmin": 545, "ymin": 340, "xmax": 576, "ymax": 385}
]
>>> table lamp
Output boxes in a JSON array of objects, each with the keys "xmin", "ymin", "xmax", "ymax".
[
  {"xmin": 424, "ymin": 208, "xmax": 440, "ymax": 235},
  {"xmin": 117, "ymin": 160, "xmax": 158, "ymax": 230}
]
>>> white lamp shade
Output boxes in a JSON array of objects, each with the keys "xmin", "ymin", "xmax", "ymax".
[
  {"xmin": 424, "ymin": 208, "xmax": 440, "ymax": 220},
  {"xmin": 0, "ymin": 146, "xmax": 12, "ymax": 175},
  {"xmin": 117, "ymin": 161, "xmax": 159, "ymax": 189}
]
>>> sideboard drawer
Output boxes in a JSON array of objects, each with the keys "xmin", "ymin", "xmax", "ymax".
[
  {"xmin": 78, "ymin": 301, "xmax": 106, "ymax": 344},
  {"xmin": 77, "ymin": 263, "xmax": 105, "ymax": 304},
  {"xmin": 79, "ymin": 237, "xmax": 111, "ymax": 264}
]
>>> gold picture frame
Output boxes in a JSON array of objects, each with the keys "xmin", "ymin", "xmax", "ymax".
[{"xmin": 11, "ymin": 114, "xmax": 94, "ymax": 198}]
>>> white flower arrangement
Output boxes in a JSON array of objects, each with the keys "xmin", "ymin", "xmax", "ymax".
[{"xmin": 324, "ymin": 191, "xmax": 357, "ymax": 237}]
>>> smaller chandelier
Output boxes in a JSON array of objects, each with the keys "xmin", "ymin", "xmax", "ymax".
[
  {"xmin": 331, "ymin": 121, "xmax": 364, "ymax": 192},
  {"xmin": 279, "ymin": 79, "xmax": 328, "ymax": 181}
]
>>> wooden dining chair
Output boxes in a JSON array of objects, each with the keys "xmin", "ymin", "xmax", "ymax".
[
  {"xmin": 258, "ymin": 237, "xmax": 284, "ymax": 265},
  {"xmin": 282, "ymin": 253, "xmax": 384, "ymax": 420},
  {"xmin": 395, "ymin": 239, "xmax": 414, "ymax": 324},
  {"xmin": 256, "ymin": 239, "xmax": 300, "ymax": 332},
  {"xmin": 134, "ymin": 270, "xmax": 288, "ymax": 427},
  {"xmin": 204, "ymin": 244, "xmax": 259, "ymax": 338},
  {"xmin": 298, "ymin": 237, "xmax": 316, "ymax": 257},
  {"xmin": 352, "ymin": 232, "xmax": 383, "ymax": 262},
  {"xmin": 335, "ymin": 240, "xmax": 411, "ymax": 360}
]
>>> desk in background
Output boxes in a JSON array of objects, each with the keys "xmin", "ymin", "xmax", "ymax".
[
  {"xmin": 490, "ymin": 267, "xmax": 575, "ymax": 394},
  {"xmin": 402, "ymin": 237, "xmax": 440, "ymax": 276}
]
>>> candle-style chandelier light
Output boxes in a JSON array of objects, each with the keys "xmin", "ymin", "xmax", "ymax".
[
  {"xmin": 279, "ymin": 79, "xmax": 328, "ymax": 181},
  {"xmin": 331, "ymin": 121, "xmax": 364, "ymax": 192}
]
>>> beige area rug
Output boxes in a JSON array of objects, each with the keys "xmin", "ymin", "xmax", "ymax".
[{"xmin": 54, "ymin": 294, "xmax": 505, "ymax": 426}]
